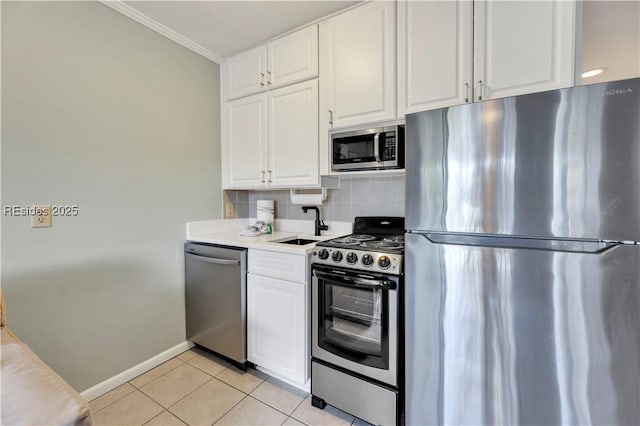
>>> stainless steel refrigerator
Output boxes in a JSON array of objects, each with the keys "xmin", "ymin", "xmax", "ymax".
[{"xmin": 405, "ymin": 78, "xmax": 640, "ymax": 426}]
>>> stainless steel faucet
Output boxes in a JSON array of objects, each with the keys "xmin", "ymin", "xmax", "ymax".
[{"xmin": 301, "ymin": 206, "xmax": 328, "ymax": 236}]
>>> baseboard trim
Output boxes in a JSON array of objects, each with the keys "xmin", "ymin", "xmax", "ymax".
[{"xmin": 80, "ymin": 341, "xmax": 194, "ymax": 401}]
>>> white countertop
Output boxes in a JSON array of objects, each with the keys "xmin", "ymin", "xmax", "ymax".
[{"xmin": 186, "ymin": 218, "xmax": 352, "ymax": 254}]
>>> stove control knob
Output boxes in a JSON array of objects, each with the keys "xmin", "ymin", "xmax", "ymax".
[
  {"xmin": 378, "ymin": 255, "xmax": 391, "ymax": 269},
  {"xmin": 332, "ymin": 251, "xmax": 343, "ymax": 262},
  {"xmin": 361, "ymin": 254, "xmax": 374, "ymax": 266},
  {"xmin": 346, "ymin": 252, "xmax": 358, "ymax": 264},
  {"xmin": 318, "ymin": 249, "xmax": 329, "ymax": 260}
]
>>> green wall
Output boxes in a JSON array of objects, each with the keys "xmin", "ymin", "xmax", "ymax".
[{"xmin": 1, "ymin": 1, "xmax": 221, "ymax": 391}]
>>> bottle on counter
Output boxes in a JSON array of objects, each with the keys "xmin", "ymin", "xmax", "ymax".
[{"xmin": 267, "ymin": 222, "xmax": 272, "ymax": 234}]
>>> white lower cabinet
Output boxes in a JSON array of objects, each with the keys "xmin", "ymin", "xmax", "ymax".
[{"xmin": 247, "ymin": 250, "xmax": 309, "ymax": 387}]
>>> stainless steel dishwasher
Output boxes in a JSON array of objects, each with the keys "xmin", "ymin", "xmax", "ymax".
[{"xmin": 185, "ymin": 242, "xmax": 247, "ymax": 366}]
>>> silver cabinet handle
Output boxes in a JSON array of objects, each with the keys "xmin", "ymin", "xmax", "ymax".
[
  {"xmin": 260, "ymin": 73, "xmax": 265, "ymax": 87},
  {"xmin": 328, "ymin": 109, "xmax": 334, "ymax": 127},
  {"xmin": 477, "ymin": 80, "xmax": 484, "ymax": 101},
  {"xmin": 186, "ymin": 252, "xmax": 240, "ymax": 266},
  {"xmin": 464, "ymin": 82, "xmax": 470, "ymax": 103},
  {"xmin": 267, "ymin": 71, "xmax": 272, "ymax": 85},
  {"xmin": 261, "ymin": 170, "xmax": 266, "ymax": 183},
  {"xmin": 267, "ymin": 170, "xmax": 272, "ymax": 183}
]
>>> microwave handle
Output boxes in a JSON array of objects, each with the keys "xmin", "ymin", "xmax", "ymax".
[{"xmin": 373, "ymin": 132, "xmax": 381, "ymax": 162}]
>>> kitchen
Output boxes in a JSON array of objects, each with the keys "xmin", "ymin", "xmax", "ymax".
[{"xmin": 1, "ymin": 1, "xmax": 639, "ymax": 425}]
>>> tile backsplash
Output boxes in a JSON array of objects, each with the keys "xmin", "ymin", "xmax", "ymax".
[{"xmin": 223, "ymin": 176, "xmax": 405, "ymax": 222}]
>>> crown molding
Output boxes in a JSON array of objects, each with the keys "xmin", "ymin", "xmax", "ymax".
[{"xmin": 99, "ymin": 0, "xmax": 225, "ymax": 64}]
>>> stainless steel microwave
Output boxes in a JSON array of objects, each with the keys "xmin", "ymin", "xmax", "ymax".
[{"xmin": 331, "ymin": 125, "xmax": 404, "ymax": 172}]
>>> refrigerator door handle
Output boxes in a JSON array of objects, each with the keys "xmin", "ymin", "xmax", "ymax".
[{"xmin": 420, "ymin": 232, "xmax": 621, "ymax": 254}]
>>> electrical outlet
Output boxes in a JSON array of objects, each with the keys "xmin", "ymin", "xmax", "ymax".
[
  {"xmin": 31, "ymin": 205, "xmax": 52, "ymax": 228},
  {"xmin": 225, "ymin": 204, "xmax": 235, "ymax": 218}
]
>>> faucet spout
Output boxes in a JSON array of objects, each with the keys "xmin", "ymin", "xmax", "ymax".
[{"xmin": 301, "ymin": 206, "xmax": 328, "ymax": 236}]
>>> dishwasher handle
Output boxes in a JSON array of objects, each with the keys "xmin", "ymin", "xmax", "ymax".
[{"xmin": 186, "ymin": 252, "xmax": 241, "ymax": 266}]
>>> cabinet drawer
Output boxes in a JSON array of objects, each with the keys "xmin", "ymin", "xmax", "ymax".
[{"xmin": 248, "ymin": 249, "xmax": 307, "ymax": 283}]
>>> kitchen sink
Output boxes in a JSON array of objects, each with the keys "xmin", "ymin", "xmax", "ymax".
[{"xmin": 277, "ymin": 238, "xmax": 318, "ymax": 245}]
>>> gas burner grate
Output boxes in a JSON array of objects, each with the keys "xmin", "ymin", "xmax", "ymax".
[
  {"xmin": 331, "ymin": 237, "xmax": 360, "ymax": 245},
  {"xmin": 360, "ymin": 241, "xmax": 404, "ymax": 249},
  {"xmin": 349, "ymin": 234, "xmax": 377, "ymax": 241},
  {"xmin": 382, "ymin": 235, "xmax": 405, "ymax": 243}
]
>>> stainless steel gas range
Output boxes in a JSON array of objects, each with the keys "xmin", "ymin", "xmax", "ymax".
[{"xmin": 311, "ymin": 217, "xmax": 404, "ymax": 426}]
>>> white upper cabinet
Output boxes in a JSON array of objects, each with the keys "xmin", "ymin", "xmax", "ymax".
[
  {"xmin": 399, "ymin": 0, "xmax": 575, "ymax": 113},
  {"xmin": 225, "ymin": 25, "xmax": 318, "ymax": 100},
  {"xmin": 268, "ymin": 25, "xmax": 318, "ymax": 90},
  {"xmin": 224, "ymin": 81, "xmax": 319, "ymax": 189},
  {"xmin": 222, "ymin": 25, "xmax": 320, "ymax": 189},
  {"xmin": 324, "ymin": 1, "xmax": 396, "ymax": 129},
  {"xmin": 474, "ymin": 0, "xmax": 575, "ymax": 101},
  {"xmin": 225, "ymin": 46, "xmax": 268, "ymax": 100},
  {"xmin": 225, "ymin": 93, "xmax": 268, "ymax": 188},
  {"xmin": 269, "ymin": 80, "xmax": 319, "ymax": 187},
  {"xmin": 398, "ymin": 1, "xmax": 473, "ymax": 114}
]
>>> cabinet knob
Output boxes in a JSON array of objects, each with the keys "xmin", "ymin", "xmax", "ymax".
[
  {"xmin": 267, "ymin": 71, "xmax": 272, "ymax": 85},
  {"xmin": 267, "ymin": 170, "xmax": 272, "ymax": 183},
  {"xmin": 260, "ymin": 73, "xmax": 265, "ymax": 87},
  {"xmin": 464, "ymin": 82, "xmax": 470, "ymax": 103},
  {"xmin": 477, "ymin": 80, "xmax": 484, "ymax": 101},
  {"xmin": 261, "ymin": 170, "xmax": 266, "ymax": 183},
  {"xmin": 328, "ymin": 109, "xmax": 334, "ymax": 127}
]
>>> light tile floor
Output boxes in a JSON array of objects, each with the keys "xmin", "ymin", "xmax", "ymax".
[{"xmin": 90, "ymin": 348, "xmax": 371, "ymax": 426}]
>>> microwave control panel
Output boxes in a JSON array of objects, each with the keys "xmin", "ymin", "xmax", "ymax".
[{"xmin": 383, "ymin": 132, "xmax": 396, "ymax": 160}]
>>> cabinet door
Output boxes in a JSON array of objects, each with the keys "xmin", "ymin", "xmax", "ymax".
[
  {"xmin": 325, "ymin": 1, "xmax": 396, "ymax": 128},
  {"xmin": 225, "ymin": 93, "xmax": 267, "ymax": 188},
  {"xmin": 474, "ymin": 0, "xmax": 575, "ymax": 101},
  {"xmin": 268, "ymin": 80, "xmax": 319, "ymax": 187},
  {"xmin": 268, "ymin": 25, "xmax": 319, "ymax": 90},
  {"xmin": 398, "ymin": 1, "xmax": 473, "ymax": 114},
  {"xmin": 247, "ymin": 273, "xmax": 307, "ymax": 384},
  {"xmin": 225, "ymin": 46, "xmax": 267, "ymax": 100}
]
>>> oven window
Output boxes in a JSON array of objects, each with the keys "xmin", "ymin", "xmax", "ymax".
[
  {"xmin": 318, "ymin": 278, "xmax": 389, "ymax": 369},
  {"xmin": 333, "ymin": 135, "xmax": 376, "ymax": 164}
]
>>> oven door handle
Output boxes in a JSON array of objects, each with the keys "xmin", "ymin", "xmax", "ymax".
[
  {"xmin": 373, "ymin": 132, "xmax": 381, "ymax": 162},
  {"xmin": 313, "ymin": 270, "xmax": 396, "ymax": 290}
]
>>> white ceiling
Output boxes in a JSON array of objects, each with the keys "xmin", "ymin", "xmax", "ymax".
[{"xmin": 119, "ymin": 0, "xmax": 358, "ymax": 61}]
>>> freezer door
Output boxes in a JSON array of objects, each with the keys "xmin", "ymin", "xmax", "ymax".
[
  {"xmin": 405, "ymin": 233, "xmax": 640, "ymax": 426},
  {"xmin": 406, "ymin": 78, "xmax": 640, "ymax": 241}
]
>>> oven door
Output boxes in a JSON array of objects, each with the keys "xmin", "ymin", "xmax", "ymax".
[
  {"xmin": 312, "ymin": 266, "xmax": 398, "ymax": 386},
  {"xmin": 331, "ymin": 130, "xmax": 382, "ymax": 171}
]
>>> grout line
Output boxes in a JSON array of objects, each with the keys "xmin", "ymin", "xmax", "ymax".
[
  {"xmin": 249, "ymin": 382, "xmax": 309, "ymax": 418},
  {"xmin": 210, "ymin": 393, "xmax": 250, "ymax": 426},
  {"xmin": 245, "ymin": 394, "xmax": 298, "ymax": 420},
  {"xmin": 289, "ymin": 395, "xmax": 309, "ymax": 418},
  {"xmin": 129, "ymin": 357, "xmax": 185, "ymax": 390},
  {"xmin": 89, "ymin": 383, "xmax": 137, "ymax": 414},
  {"xmin": 214, "ymin": 366, "xmax": 267, "ymax": 395},
  {"xmin": 289, "ymin": 413, "xmax": 311, "ymax": 426},
  {"xmin": 142, "ymin": 409, "xmax": 186, "ymax": 426},
  {"xmin": 185, "ymin": 356, "xmax": 230, "ymax": 377},
  {"xmin": 157, "ymin": 376, "xmax": 214, "ymax": 412}
]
